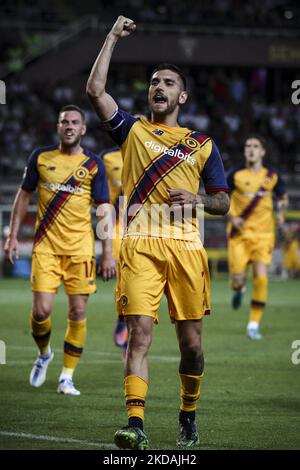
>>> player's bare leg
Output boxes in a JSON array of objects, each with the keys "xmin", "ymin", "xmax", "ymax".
[
  {"xmin": 247, "ymin": 263, "xmax": 268, "ymax": 340},
  {"xmin": 114, "ymin": 315, "xmax": 152, "ymax": 450},
  {"xmin": 175, "ymin": 319, "xmax": 203, "ymax": 448},
  {"xmin": 57, "ymin": 294, "xmax": 89, "ymax": 396},
  {"xmin": 113, "ymin": 318, "xmax": 128, "ymax": 363},
  {"xmin": 231, "ymin": 272, "xmax": 247, "ymax": 309},
  {"xmin": 29, "ymin": 292, "xmax": 55, "ymax": 387}
]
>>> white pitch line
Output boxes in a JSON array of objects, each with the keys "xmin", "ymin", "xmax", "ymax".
[
  {"xmin": 8, "ymin": 345, "xmax": 118, "ymax": 357},
  {"xmin": 8, "ymin": 345, "xmax": 179, "ymax": 362},
  {"xmin": 5, "ymin": 360, "xmax": 121, "ymax": 365},
  {"xmin": 0, "ymin": 431, "xmax": 116, "ymax": 449}
]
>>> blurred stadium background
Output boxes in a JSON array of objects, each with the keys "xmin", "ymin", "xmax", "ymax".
[
  {"xmin": 0, "ymin": 0, "xmax": 300, "ymax": 451},
  {"xmin": 0, "ymin": 0, "xmax": 300, "ymax": 278}
]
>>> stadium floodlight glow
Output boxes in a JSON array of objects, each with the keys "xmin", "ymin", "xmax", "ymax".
[
  {"xmin": 0, "ymin": 340, "xmax": 6, "ymax": 364},
  {"xmin": 0, "ymin": 80, "xmax": 6, "ymax": 104}
]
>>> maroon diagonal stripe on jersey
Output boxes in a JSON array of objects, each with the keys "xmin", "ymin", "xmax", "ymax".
[
  {"xmin": 34, "ymin": 158, "xmax": 97, "ymax": 247},
  {"xmin": 126, "ymin": 133, "xmax": 210, "ymax": 228},
  {"xmin": 230, "ymin": 168, "xmax": 275, "ymax": 238}
]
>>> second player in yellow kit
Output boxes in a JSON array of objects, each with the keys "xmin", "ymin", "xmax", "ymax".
[
  {"xmin": 4, "ymin": 105, "xmax": 115, "ymax": 395},
  {"xmin": 227, "ymin": 135, "xmax": 288, "ymax": 339},
  {"xmin": 28, "ymin": 144, "xmax": 104, "ymax": 294}
]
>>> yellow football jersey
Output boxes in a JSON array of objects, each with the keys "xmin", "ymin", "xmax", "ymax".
[
  {"xmin": 21, "ymin": 145, "xmax": 109, "ymax": 255},
  {"xmin": 104, "ymin": 109, "xmax": 228, "ymax": 241},
  {"xmin": 100, "ymin": 147, "xmax": 122, "ymax": 206},
  {"xmin": 227, "ymin": 165, "xmax": 286, "ymax": 238}
]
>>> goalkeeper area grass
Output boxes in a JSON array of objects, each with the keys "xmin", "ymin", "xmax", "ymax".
[{"xmin": 0, "ymin": 278, "xmax": 299, "ymax": 450}]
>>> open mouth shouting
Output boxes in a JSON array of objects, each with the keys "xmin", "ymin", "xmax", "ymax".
[{"xmin": 153, "ymin": 93, "xmax": 167, "ymax": 105}]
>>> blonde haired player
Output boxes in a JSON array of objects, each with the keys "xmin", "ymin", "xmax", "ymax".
[
  {"xmin": 227, "ymin": 135, "xmax": 288, "ymax": 339},
  {"xmin": 4, "ymin": 105, "xmax": 116, "ymax": 395},
  {"xmin": 87, "ymin": 16, "xmax": 229, "ymax": 449}
]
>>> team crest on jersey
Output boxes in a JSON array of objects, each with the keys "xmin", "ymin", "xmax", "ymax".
[
  {"xmin": 183, "ymin": 137, "xmax": 199, "ymax": 149},
  {"xmin": 263, "ymin": 176, "xmax": 272, "ymax": 187},
  {"xmin": 74, "ymin": 167, "xmax": 88, "ymax": 181}
]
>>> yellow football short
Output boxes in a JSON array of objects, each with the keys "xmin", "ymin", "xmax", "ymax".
[
  {"xmin": 228, "ymin": 234, "xmax": 274, "ymax": 273},
  {"xmin": 116, "ymin": 237, "xmax": 211, "ymax": 323},
  {"xmin": 31, "ymin": 252, "xmax": 96, "ymax": 295}
]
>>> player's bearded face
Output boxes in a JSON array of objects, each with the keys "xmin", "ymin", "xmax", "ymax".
[
  {"xmin": 244, "ymin": 138, "xmax": 266, "ymax": 165},
  {"xmin": 57, "ymin": 111, "xmax": 86, "ymax": 147},
  {"xmin": 148, "ymin": 71, "xmax": 186, "ymax": 116}
]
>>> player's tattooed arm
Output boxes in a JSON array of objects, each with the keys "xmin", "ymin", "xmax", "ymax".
[
  {"xmin": 168, "ymin": 189, "xmax": 230, "ymax": 216},
  {"xmin": 197, "ymin": 191, "xmax": 230, "ymax": 215}
]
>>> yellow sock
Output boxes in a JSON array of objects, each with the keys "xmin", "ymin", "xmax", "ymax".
[
  {"xmin": 63, "ymin": 319, "xmax": 87, "ymax": 370},
  {"xmin": 249, "ymin": 275, "xmax": 268, "ymax": 324},
  {"xmin": 30, "ymin": 314, "xmax": 51, "ymax": 355},
  {"xmin": 180, "ymin": 373, "xmax": 203, "ymax": 412},
  {"xmin": 124, "ymin": 375, "xmax": 148, "ymax": 422}
]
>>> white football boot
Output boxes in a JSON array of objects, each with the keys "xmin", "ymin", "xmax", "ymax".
[
  {"xmin": 29, "ymin": 350, "xmax": 54, "ymax": 387},
  {"xmin": 57, "ymin": 378, "xmax": 80, "ymax": 396}
]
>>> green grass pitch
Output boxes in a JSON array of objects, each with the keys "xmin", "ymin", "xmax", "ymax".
[{"xmin": 0, "ymin": 277, "xmax": 299, "ymax": 450}]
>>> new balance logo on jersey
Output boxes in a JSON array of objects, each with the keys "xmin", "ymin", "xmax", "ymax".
[
  {"xmin": 44, "ymin": 182, "xmax": 84, "ymax": 194},
  {"xmin": 153, "ymin": 129, "xmax": 164, "ymax": 136},
  {"xmin": 145, "ymin": 140, "xmax": 196, "ymax": 165}
]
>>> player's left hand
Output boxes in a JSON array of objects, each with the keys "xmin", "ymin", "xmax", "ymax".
[
  {"xmin": 98, "ymin": 253, "xmax": 116, "ymax": 281},
  {"xmin": 167, "ymin": 189, "xmax": 197, "ymax": 206},
  {"xmin": 4, "ymin": 236, "xmax": 19, "ymax": 264}
]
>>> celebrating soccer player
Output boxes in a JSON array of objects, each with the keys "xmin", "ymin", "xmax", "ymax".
[
  {"xmin": 227, "ymin": 135, "xmax": 288, "ymax": 339},
  {"xmin": 4, "ymin": 105, "xmax": 116, "ymax": 395},
  {"xmin": 87, "ymin": 16, "xmax": 229, "ymax": 449}
]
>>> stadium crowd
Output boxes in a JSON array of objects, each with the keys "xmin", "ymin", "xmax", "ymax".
[
  {"xmin": 0, "ymin": 65, "xmax": 299, "ymax": 180},
  {"xmin": 1, "ymin": 0, "xmax": 299, "ymax": 29}
]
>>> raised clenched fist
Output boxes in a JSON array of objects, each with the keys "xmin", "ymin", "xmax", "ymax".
[{"xmin": 110, "ymin": 16, "xmax": 136, "ymax": 38}]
